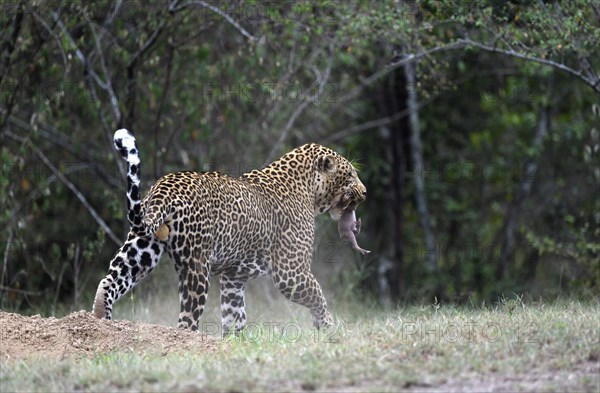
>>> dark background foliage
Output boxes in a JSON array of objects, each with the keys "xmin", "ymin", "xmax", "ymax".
[{"xmin": 1, "ymin": 0, "xmax": 598, "ymax": 314}]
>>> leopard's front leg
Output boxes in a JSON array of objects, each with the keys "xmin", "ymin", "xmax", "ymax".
[{"xmin": 271, "ymin": 264, "xmax": 333, "ymax": 329}]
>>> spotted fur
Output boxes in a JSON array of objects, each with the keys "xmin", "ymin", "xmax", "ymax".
[{"xmin": 93, "ymin": 129, "xmax": 367, "ymax": 335}]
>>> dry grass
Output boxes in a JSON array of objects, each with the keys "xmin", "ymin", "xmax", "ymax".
[{"xmin": 1, "ymin": 293, "xmax": 598, "ymax": 392}]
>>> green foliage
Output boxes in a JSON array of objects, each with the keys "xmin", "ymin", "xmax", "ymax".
[
  {"xmin": 525, "ymin": 221, "xmax": 600, "ymax": 291},
  {"xmin": 0, "ymin": 1, "xmax": 598, "ymax": 313}
]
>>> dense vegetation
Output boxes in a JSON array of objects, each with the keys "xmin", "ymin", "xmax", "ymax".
[{"xmin": 1, "ymin": 1, "xmax": 598, "ymax": 313}]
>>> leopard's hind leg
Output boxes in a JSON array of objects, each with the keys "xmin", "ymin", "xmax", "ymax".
[
  {"xmin": 169, "ymin": 232, "xmax": 210, "ymax": 331},
  {"xmin": 219, "ymin": 273, "xmax": 249, "ymax": 337}
]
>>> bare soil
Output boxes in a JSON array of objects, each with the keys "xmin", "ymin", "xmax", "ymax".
[
  {"xmin": 0, "ymin": 311, "xmax": 219, "ymax": 361},
  {"xmin": 416, "ymin": 361, "xmax": 600, "ymax": 393}
]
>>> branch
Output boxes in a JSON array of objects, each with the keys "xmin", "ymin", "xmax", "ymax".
[
  {"xmin": 324, "ymin": 69, "xmax": 503, "ymax": 144},
  {"xmin": 51, "ymin": 6, "xmax": 115, "ymax": 73},
  {"xmin": 3, "ymin": 110, "xmax": 121, "ymax": 189},
  {"xmin": 29, "ymin": 8, "xmax": 68, "ymax": 68},
  {"xmin": 84, "ymin": 71, "xmax": 125, "ymax": 177},
  {"xmin": 102, "ymin": 0, "xmax": 124, "ymax": 27},
  {"xmin": 171, "ymin": 0, "xmax": 258, "ymax": 42},
  {"xmin": 264, "ymin": 45, "xmax": 335, "ymax": 164},
  {"xmin": 0, "ymin": 1, "xmax": 25, "ymax": 81},
  {"xmin": 593, "ymin": 3, "xmax": 600, "ymax": 24},
  {"xmin": 50, "ymin": 8, "xmax": 124, "ymax": 174},
  {"xmin": 455, "ymin": 38, "xmax": 600, "ymax": 96},
  {"xmin": 264, "ymin": 98, "xmax": 314, "ymax": 165},
  {"xmin": 258, "ymin": 45, "xmax": 329, "ymax": 129},
  {"xmin": 89, "ymin": 22, "xmax": 122, "ymax": 125},
  {"xmin": 0, "ymin": 229, "xmax": 14, "ymax": 304},
  {"xmin": 4, "ymin": 131, "xmax": 121, "ymax": 246},
  {"xmin": 332, "ymin": 41, "xmax": 467, "ymax": 110},
  {"xmin": 152, "ymin": 43, "xmax": 175, "ymax": 178},
  {"xmin": 50, "ymin": 10, "xmax": 124, "ymax": 127},
  {"xmin": 0, "ymin": 285, "xmax": 43, "ymax": 296},
  {"xmin": 332, "ymin": 35, "xmax": 599, "ymax": 117},
  {"xmin": 322, "ymin": 97, "xmax": 433, "ymax": 144},
  {"xmin": 67, "ymin": 15, "xmax": 125, "ymax": 175},
  {"xmin": 1, "ymin": 6, "xmax": 52, "ymax": 131},
  {"xmin": 125, "ymin": 18, "xmax": 166, "ymax": 127}
]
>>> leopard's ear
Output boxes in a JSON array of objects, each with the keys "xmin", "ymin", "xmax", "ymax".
[{"xmin": 316, "ymin": 155, "xmax": 337, "ymax": 173}]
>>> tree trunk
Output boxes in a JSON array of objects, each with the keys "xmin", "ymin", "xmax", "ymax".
[
  {"xmin": 496, "ymin": 107, "xmax": 549, "ymax": 280},
  {"xmin": 375, "ymin": 70, "xmax": 409, "ymax": 304},
  {"xmin": 404, "ymin": 60, "xmax": 437, "ymax": 272}
]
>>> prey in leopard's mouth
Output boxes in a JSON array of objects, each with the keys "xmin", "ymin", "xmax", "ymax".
[
  {"xmin": 330, "ymin": 192, "xmax": 370, "ymax": 256},
  {"xmin": 337, "ymin": 204, "xmax": 371, "ymax": 255}
]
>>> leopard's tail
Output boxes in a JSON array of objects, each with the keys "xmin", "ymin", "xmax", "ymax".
[
  {"xmin": 113, "ymin": 129, "xmax": 144, "ymax": 233},
  {"xmin": 113, "ymin": 129, "xmax": 170, "ymax": 240}
]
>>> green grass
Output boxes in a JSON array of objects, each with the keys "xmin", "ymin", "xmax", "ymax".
[{"xmin": 1, "ymin": 297, "xmax": 599, "ymax": 392}]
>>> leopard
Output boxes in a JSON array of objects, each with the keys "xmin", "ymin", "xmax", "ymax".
[{"xmin": 92, "ymin": 128, "xmax": 367, "ymax": 336}]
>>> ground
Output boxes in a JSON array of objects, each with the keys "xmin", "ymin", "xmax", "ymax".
[
  {"xmin": 0, "ymin": 311, "xmax": 218, "ymax": 360},
  {"xmin": 1, "ymin": 296, "xmax": 598, "ymax": 392}
]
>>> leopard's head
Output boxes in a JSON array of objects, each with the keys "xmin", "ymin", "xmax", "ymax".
[{"xmin": 311, "ymin": 146, "xmax": 367, "ymax": 220}]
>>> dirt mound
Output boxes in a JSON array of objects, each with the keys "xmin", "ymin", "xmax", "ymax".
[{"xmin": 0, "ymin": 311, "xmax": 219, "ymax": 361}]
